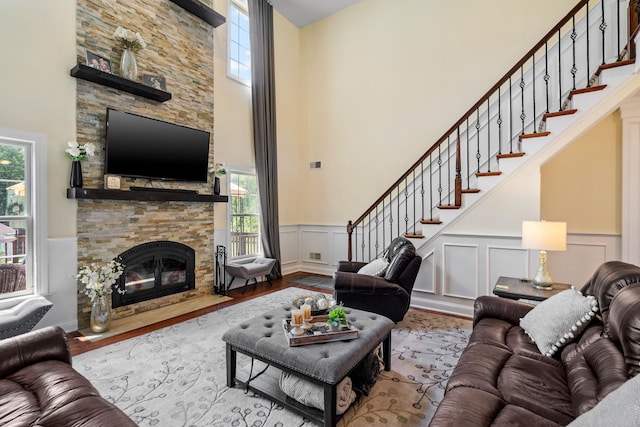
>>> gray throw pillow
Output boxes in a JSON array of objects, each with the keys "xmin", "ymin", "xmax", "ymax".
[
  {"xmin": 357, "ymin": 258, "xmax": 389, "ymax": 277},
  {"xmin": 520, "ymin": 288, "xmax": 598, "ymax": 357}
]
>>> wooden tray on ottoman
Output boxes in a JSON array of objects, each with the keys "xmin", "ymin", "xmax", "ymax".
[{"xmin": 282, "ymin": 315, "xmax": 358, "ymax": 346}]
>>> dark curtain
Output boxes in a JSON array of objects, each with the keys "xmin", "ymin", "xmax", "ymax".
[{"xmin": 248, "ymin": 0, "xmax": 281, "ymax": 279}]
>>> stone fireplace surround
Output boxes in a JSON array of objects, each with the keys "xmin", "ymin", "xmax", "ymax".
[
  {"xmin": 75, "ymin": 0, "xmax": 217, "ymax": 329},
  {"xmin": 76, "ymin": 199, "xmax": 216, "ymax": 329}
]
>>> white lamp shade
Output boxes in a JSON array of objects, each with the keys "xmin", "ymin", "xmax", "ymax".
[{"xmin": 521, "ymin": 221, "xmax": 567, "ymax": 251}]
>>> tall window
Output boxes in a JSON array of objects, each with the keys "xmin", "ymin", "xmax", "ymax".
[
  {"xmin": 228, "ymin": 0, "xmax": 251, "ymax": 85},
  {"xmin": 228, "ymin": 170, "xmax": 261, "ymax": 258},
  {"xmin": 0, "ymin": 129, "xmax": 47, "ymax": 298}
]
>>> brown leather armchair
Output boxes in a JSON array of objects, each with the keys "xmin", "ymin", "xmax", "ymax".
[{"xmin": 333, "ymin": 237, "xmax": 422, "ymax": 322}]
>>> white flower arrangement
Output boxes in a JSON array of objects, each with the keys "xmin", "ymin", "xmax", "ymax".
[
  {"xmin": 113, "ymin": 26, "xmax": 147, "ymax": 51},
  {"xmin": 65, "ymin": 141, "xmax": 96, "ymax": 161},
  {"xmin": 77, "ymin": 258, "xmax": 126, "ymax": 302},
  {"xmin": 210, "ymin": 162, "xmax": 227, "ymax": 177}
]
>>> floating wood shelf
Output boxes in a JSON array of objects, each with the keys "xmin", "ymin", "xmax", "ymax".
[
  {"xmin": 70, "ymin": 64, "xmax": 172, "ymax": 102},
  {"xmin": 169, "ymin": 0, "xmax": 226, "ymax": 27},
  {"xmin": 67, "ymin": 187, "xmax": 228, "ymax": 203}
]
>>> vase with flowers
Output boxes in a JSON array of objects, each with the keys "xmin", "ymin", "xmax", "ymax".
[
  {"xmin": 113, "ymin": 26, "xmax": 147, "ymax": 81},
  {"xmin": 65, "ymin": 141, "xmax": 96, "ymax": 188},
  {"xmin": 76, "ymin": 258, "xmax": 125, "ymax": 333},
  {"xmin": 210, "ymin": 162, "xmax": 227, "ymax": 195}
]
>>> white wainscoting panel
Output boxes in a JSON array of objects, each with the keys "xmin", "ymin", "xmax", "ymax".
[
  {"xmin": 487, "ymin": 246, "xmax": 528, "ymax": 295},
  {"xmin": 331, "ymin": 230, "xmax": 349, "ymax": 268},
  {"xmin": 280, "ymin": 226, "xmax": 299, "ymax": 269},
  {"xmin": 276, "ymin": 225, "xmax": 621, "ymax": 318},
  {"xmin": 301, "ymin": 229, "xmax": 330, "ymax": 265},
  {"xmin": 42, "ymin": 237, "xmax": 78, "ymax": 332},
  {"xmin": 443, "ymin": 243, "xmax": 478, "ymax": 300},
  {"xmin": 544, "ymin": 234, "xmax": 620, "ymax": 288},
  {"xmin": 413, "ymin": 249, "xmax": 435, "ymax": 294}
]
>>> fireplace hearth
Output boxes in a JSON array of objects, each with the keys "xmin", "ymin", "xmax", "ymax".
[{"xmin": 113, "ymin": 241, "xmax": 196, "ymax": 308}]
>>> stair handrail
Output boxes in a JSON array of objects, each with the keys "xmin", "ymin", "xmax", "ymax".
[{"xmin": 347, "ymin": 0, "xmax": 637, "ymax": 261}]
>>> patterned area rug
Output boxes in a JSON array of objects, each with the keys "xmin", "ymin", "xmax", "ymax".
[
  {"xmin": 289, "ymin": 275, "xmax": 334, "ymax": 291},
  {"xmin": 74, "ymin": 288, "xmax": 471, "ymax": 426}
]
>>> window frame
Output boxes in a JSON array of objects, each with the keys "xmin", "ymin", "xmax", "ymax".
[
  {"xmin": 0, "ymin": 128, "xmax": 48, "ymax": 298},
  {"xmin": 226, "ymin": 166, "xmax": 262, "ymax": 261},
  {"xmin": 227, "ymin": 0, "xmax": 251, "ymax": 86}
]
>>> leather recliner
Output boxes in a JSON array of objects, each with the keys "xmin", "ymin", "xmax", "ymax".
[{"xmin": 333, "ymin": 237, "xmax": 422, "ymax": 322}]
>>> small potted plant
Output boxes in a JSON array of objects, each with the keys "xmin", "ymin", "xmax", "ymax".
[{"xmin": 327, "ymin": 305, "xmax": 346, "ymax": 332}]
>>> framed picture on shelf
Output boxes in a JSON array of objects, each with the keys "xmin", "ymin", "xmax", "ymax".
[
  {"xmin": 142, "ymin": 74, "xmax": 167, "ymax": 91},
  {"xmin": 86, "ymin": 51, "xmax": 112, "ymax": 74}
]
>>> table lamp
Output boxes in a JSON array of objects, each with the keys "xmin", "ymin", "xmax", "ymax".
[{"xmin": 521, "ymin": 220, "xmax": 567, "ymax": 289}]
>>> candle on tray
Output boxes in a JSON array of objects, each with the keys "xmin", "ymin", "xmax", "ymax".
[
  {"xmin": 292, "ymin": 309, "xmax": 303, "ymax": 325},
  {"xmin": 301, "ymin": 304, "xmax": 312, "ymax": 320}
]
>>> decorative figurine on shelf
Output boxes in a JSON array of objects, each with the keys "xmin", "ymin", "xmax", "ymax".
[
  {"xmin": 209, "ymin": 162, "xmax": 227, "ymax": 195},
  {"xmin": 65, "ymin": 141, "xmax": 96, "ymax": 188},
  {"xmin": 113, "ymin": 26, "xmax": 146, "ymax": 81}
]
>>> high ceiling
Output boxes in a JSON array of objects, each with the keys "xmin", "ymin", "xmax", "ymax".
[{"xmin": 269, "ymin": 0, "xmax": 362, "ymax": 28}]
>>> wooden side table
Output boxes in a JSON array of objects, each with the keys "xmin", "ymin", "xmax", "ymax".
[{"xmin": 493, "ymin": 276, "xmax": 572, "ymax": 302}]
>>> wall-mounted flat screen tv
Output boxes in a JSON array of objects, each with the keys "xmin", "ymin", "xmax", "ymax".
[{"xmin": 105, "ymin": 108, "xmax": 211, "ymax": 183}]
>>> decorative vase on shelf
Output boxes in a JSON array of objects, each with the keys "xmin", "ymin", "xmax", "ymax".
[
  {"xmin": 70, "ymin": 160, "xmax": 83, "ymax": 188},
  {"xmin": 214, "ymin": 176, "xmax": 221, "ymax": 195},
  {"xmin": 90, "ymin": 294, "xmax": 112, "ymax": 333},
  {"xmin": 120, "ymin": 48, "xmax": 138, "ymax": 80}
]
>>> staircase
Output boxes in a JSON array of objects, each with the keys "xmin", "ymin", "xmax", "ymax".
[{"xmin": 347, "ymin": 0, "xmax": 639, "ymax": 263}]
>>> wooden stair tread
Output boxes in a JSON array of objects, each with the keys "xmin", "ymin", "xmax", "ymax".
[
  {"xmin": 404, "ymin": 233, "xmax": 425, "ymax": 239},
  {"xmin": 568, "ymin": 84, "xmax": 607, "ymax": 99},
  {"xmin": 519, "ymin": 131, "xmax": 551, "ymax": 140},
  {"xmin": 596, "ymin": 59, "xmax": 635, "ymax": 75},
  {"xmin": 543, "ymin": 109, "xmax": 577, "ymax": 120},
  {"xmin": 437, "ymin": 204, "xmax": 460, "ymax": 210},
  {"xmin": 497, "ymin": 152, "xmax": 526, "ymax": 159},
  {"xmin": 475, "ymin": 171, "xmax": 502, "ymax": 177},
  {"xmin": 461, "ymin": 188, "xmax": 481, "ymax": 194},
  {"xmin": 420, "ymin": 219, "xmax": 442, "ymax": 225}
]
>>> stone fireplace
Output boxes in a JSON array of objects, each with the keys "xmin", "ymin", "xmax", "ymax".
[
  {"xmin": 74, "ymin": 0, "xmax": 217, "ymax": 330},
  {"xmin": 76, "ymin": 200, "xmax": 215, "ymax": 329}
]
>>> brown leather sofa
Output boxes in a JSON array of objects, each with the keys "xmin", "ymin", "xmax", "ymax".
[
  {"xmin": 429, "ymin": 261, "xmax": 640, "ymax": 426},
  {"xmin": 0, "ymin": 325, "xmax": 136, "ymax": 426}
]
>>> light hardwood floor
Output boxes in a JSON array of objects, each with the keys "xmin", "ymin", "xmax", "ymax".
[{"xmin": 67, "ymin": 272, "xmax": 328, "ymax": 356}]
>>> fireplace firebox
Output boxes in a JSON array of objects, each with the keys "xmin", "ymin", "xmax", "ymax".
[{"xmin": 112, "ymin": 241, "xmax": 196, "ymax": 308}]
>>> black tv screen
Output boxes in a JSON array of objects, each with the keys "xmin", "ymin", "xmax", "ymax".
[{"xmin": 105, "ymin": 109, "xmax": 211, "ymax": 183}]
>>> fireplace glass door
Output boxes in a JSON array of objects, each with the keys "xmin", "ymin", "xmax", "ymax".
[{"xmin": 113, "ymin": 241, "xmax": 195, "ymax": 308}]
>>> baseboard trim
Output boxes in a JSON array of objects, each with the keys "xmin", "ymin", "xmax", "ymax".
[{"xmin": 409, "ymin": 295, "xmax": 474, "ymax": 319}]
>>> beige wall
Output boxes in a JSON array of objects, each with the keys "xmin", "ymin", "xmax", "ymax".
[
  {"xmin": 2, "ymin": 0, "xmax": 611, "ymax": 239},
  {"xmin": 213, "ymin": 6, "xmax": 303, "ymax": 227},
  {"xmin": 292, "ymin": 0, "xmax": 578, "ymax": 226},
  {"xmin": 273, "ymin": 12, "xmax": 305, "ymax": 226},
  {"xmin": 1, "ymin": 0, "xmax": 77, "ymax": 238},
  {"xmin": 541, "ymin": 112, "xmax": 622, "ymax": 234}
]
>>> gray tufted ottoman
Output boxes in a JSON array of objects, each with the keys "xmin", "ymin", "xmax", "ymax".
[{"xmin": 222, "ymin": 305, "xmax": 395, "ymax": 426}]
